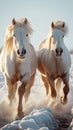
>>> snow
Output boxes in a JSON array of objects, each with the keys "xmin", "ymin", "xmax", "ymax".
[
  {"xmin": 2, "ymin": 108, "xmax": 59, "ymax": 130},
  {"xmin": 0, "ymin": 56, "xmax": 73, "ymax": 130}
]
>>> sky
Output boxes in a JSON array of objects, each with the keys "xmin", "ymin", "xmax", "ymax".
[{"xmin": 0, "ymin": 0, "xmax": 73, "ymax": 50}]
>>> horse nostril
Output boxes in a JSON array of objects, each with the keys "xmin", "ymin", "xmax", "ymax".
[
  {"xmin": 61, "ymin": 48, "xmax": 63, "ymax": 53},
  {"xmin": 17, "ymin": 49, "xmax": 26, "ymax": 56},
  {"xmin": 17, "ymin": 49, "xmax": 20, "ymax": 55},
  {"xmin": 55, "ymin": 48, "xmax": 63, "ymax": 54},
  {"xmin": 22, "ymin": 48, "xmax": 26, "ymax": 55},
  {"xmin": 55, "ymin": 48, "xmax": 58, "ymax": 54},
  {"xmin": 55, "ymin": 48, "xmax": 63, "ymax": 55}
]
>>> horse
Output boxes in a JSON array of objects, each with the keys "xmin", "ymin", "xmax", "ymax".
[
  {"xmin": 0, "ymin": 18, "xmax": 37, "ymax": 118},
  {"xmin": 37, "ymin": 21, "xmax": 71, "ymax": 104}
]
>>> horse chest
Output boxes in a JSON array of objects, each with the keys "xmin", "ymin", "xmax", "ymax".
[
  {"xmin": 45, "ymin": 58, "xmax": 66, "ymax": 78},
  {"xmin": 15, "ymin": 60, "xmax": 30, "ymax": 80},
  {"xmin": 55, "ymin": 62, "xmax": 63, "ymax": 76},
  {"xmin": 52, "ymin": 59, "xmax": 66, "ymax": 78}
]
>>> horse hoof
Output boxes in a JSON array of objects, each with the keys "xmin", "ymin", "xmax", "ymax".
[
  {"xmin": 60, "ymin": 97, "xmax": 68, "ymax": 104},
  {"xmin": 16, "ymin": 112, "xmax": 24, "ymax": 120}
]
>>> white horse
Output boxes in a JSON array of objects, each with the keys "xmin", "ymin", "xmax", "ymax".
[
  {"xmin": 38, "ymin": 21, "xmax": 71, "ymax": 104},
  {"xmin": 0, "ymin": 18, "xmax": 37, "ymax": 118}
]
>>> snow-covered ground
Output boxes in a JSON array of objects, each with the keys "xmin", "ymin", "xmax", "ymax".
[{"xmin": 0, "ymin": 56, "xmax": 73, "ymax": 130}]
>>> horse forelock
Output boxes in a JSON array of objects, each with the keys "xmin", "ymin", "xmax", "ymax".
[
  {"xmin": 9, "ymin": 18, "xmax": 33, "ymax": 35},
  {"xmin": 50, "ymin": 21, "xmax": 68, "ymax": 35}
]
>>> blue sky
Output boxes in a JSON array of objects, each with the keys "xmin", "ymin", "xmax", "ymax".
[{"xmin": 0, "ymin": 0, "xmax": 73, "ymax": 50}]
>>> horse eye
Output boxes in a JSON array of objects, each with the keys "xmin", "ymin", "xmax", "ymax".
[
  {"xmin": 63, "ymin": 35, "xmax": 64, "ymax": 38},
  {"xmin": 26, "ymin": 34, "xmax": 28, "ymax": 37}
]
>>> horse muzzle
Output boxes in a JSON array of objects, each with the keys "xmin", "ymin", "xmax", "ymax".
[
  {"xmin": 17, "ymin": 48, "xmax": 26, "ymax": 59},
  {"xmin": 55, "ymin": 48, "xmax": 63, "ymax": 57}
]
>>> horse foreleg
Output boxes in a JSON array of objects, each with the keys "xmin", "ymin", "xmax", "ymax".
[
  {"xmin": 55, "ymin": 78, "xmax": 62, "ymax": 98},
  {"xmin": 5, "ymin": 79, "xmax": 17, "ymax": 105},
  {"xmin": 61, "ymin": 75, "xmax": 69, "ymax": 104},
  {"xmin": 41, "ymin": 75, "xmax": 49, "ymax": 95},
  {"xmin": 17, "ymin": 82, "xmax": 26, "ymax": 118},
  {"xmin": 24, "ymin": 72, "xmax": 36, "ymax": 103},
  {"xmin": 47, "ymin": 75, "xmax": 57, "ymax": 98}
]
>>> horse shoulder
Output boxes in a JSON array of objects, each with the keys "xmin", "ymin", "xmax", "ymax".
[
  {"xmin": 29, "ymin": 44, "xmax": 36, "ymax": 58},
  {"xmin": 0, "ymin": 48, "xmax": 16, "ymax": 78},
  {"xmin": 0, "ymin": 48, "xmax": 7, "ymax": 72},
  {"xmin": 63, "ymin": 47, "xmax": 71, "ymax": 69}
]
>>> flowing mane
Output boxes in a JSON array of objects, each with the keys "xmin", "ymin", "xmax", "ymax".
[{"xmin": 4, "ymin": 18, "xmax": 33, "ymax": 52}]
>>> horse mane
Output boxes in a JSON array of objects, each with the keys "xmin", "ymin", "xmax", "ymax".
[
  {"xmin": 50, "ymin": 21, "xmax": 68, "ymax": 35},
  {"xmin": 3, "ymin": 18, "xmax": 33, "ymax": 52}
]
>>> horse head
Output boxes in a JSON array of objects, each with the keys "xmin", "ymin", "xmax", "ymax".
[
  {"xmin": 4, "ymin": 18, "xmax": 33, "ymax": 59},
  {"xmin": 12, "ymin": 18, "xmax": 30, "ymax": 59},
  {"xmin": 49, "ymin": 21, "xmax": 68, "ymax": 57}
]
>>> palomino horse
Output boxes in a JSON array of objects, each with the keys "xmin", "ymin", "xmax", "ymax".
[
  {"xmin": 0, "ymin": 18, "xmax": 37, "ymax": 118},
  {"xmin": 38, "ymin": 21, "xmax": 71, "ymax": 104}
]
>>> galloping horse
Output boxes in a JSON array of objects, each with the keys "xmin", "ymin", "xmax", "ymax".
[
  {"xmin": 0, "ymin": 18, "xmax": 37, "ymax": 118},
  {"xmin": 38, "ymin": 21, "xmax": 71, "ymax": 104}
]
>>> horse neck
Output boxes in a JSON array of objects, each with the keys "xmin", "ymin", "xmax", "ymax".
[
  {"xmin": 42, "ymin": 37, "xmax": 50, "ymax": 50},
  {"xmin": 26, "ymin": 41, "xmax": 32, "ymax": 56},
  {"xmin": 10, "ymin": 49, "xmax": 17, "ymax": 63}
]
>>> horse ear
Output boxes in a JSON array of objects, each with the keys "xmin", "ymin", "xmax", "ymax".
[
  {"xmin": 51, "ymin": 22, "xmax": 54, "ymax": 28},
  {"xmin": 24, "ymin": 18, "xmax": 27, "ymax": 24},
  {"xmin": 62, "ymin": 22, "xmax": 65, "ymax": 28},
  {"xmin": 12, "ymin": 18, "xmax": 16, "ymax": 25}
]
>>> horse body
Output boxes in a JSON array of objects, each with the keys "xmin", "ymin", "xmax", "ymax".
[
  {"xmin": 38, "ymin": 21, "xmax": 71, "ymax": 104},
  {"xmin": 0, "ymin": 18, "xmax": 37, "ymax": 118}
]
